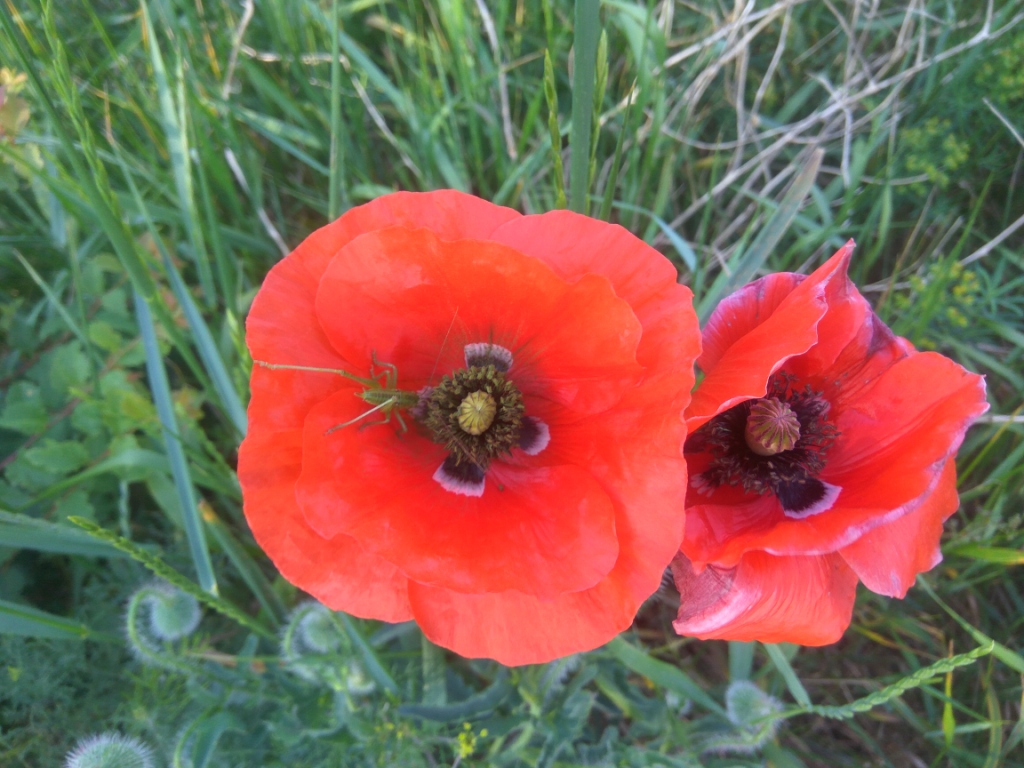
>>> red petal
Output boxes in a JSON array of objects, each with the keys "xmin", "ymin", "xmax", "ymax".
[
  {"xmin": 294, "ymin": 388, "xmax": 620, "ymax": 598},
  {"xmin": 238, "ymin": 367, "xmax": 412, "ymax": 621},
  {"xmin": 407, "ymin": 579, "xmax": 637, "ymax": 666},
  {"xmin": 489, "ymin": 211, "xmax": 700, "ymax": 393},
  {"xmin": 248, "ymin": 190, "xmax": 520, "ymax": 370},
  {"xmin": 687, "ymin": 242, "xmax": 856, "ymax": 430},
  {"xmin": 671, "ymin": 550, "xmax": 857, "ymax": 645},
  {"xmin": 682, "ymin": 249, "xmax": 987, "ymax": 567},
  {"xmin": 839, "ymin": 460, "xmax": 958, "ymax": 597},
  {"xmin": 313, "ymin": 227, "xmax": 645, "ymax": 413},
  {"xmin": 405, "ymin": 381, "xmax": 694, "ymax": 664}
]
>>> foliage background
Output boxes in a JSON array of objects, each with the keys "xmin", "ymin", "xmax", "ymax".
[{"xmin": 1, "ymin": 0, "xmax": 1023, "ymax": 765}]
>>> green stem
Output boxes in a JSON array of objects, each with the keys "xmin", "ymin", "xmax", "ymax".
[{"xmin": 569, "ymin": 0, "xmax": 600, "ymax": 214}]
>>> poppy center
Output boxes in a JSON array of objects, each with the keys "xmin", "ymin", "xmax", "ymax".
[
  {"xmin": 688, "ymin": 373, "xmax": 840, "ymax": 517},
  {"xmin": 421, "ymin": 365, "xmax": 525, "ymax": 470},
  {"xmin": 458, "ymin": 391, "xmax": 498, "ymax": 435},
  {"xmin": 744, "ymin": 398, "xmax": 801, "ymax": 456}
]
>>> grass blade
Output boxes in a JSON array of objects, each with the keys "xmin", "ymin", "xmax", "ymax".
[
  {"xmin": 612, "ymin": 202, "xmax": 697, "ymax": 270},
  {"xmin": 728, "ymin": 641, "xmax": 754, "ymax": 682},
  {"xmin": 0, "ymin": 510, "xmax": 124, "ymax": 558},
  {"xmin": 697, "ymin": 148, "xmax": 825, "ymax": 322},
  {"xmin": 544, "ymin": 50, "xmax": 567, "ymax": 209},
  {"xmin": 421, "ymin": 634, "xmax": 447, "ymax": 707},
  {"xmin": 786, "ymin": 640, "xmax": 995, "ymax": 721},
  {"xmin": 199, "ymin": 502, "xmax": 285, "ymax": 625},
  {"xmin": 763, "ymin": 643, "xmax": 811, "ymax": 707},
  {"xmin": 139, "ymin": 0, "xmax": 215, "ymax": 305},
  {"xmin": 134, "ymin": 290, "xmax": 217, "ymax": 595},
  {"xmin": 918, "ymin": 577, "xmax": 1024, "ymax": 674},
  {"xmin": 605, "ymin": 636, "xmax": 726, "ymax": 716},
  {"xmin": 0, "ymin": 597, "xmax": 111, "ymax": 640},
  {"xmin": 115, "ymin": 149, "xmax": 247, "ymax": 436},
  {"xmin": 12, "ymin": 250, "xmax": 90, "ymax": 352},
  {"xmin": 569, "ymin": 0, "xmax": 600, "ymax": 214},
  {"xmin": 335, "ymin": 613, "xmax": 398, "ymax": 694},
  {"xmin": 68, "ymin": 517, "xmax": 273, "ymax": 640},
  {"xmin": 399, "ymin": 668, "xmax": 511, "ymax": 722},
  {"xmin": 328, "ymin": 0, "xmax": 345, "ymax": 219}
]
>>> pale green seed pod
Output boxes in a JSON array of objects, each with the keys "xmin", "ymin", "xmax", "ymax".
[
  {"xmin": 701, "ymin": 680, "xmax": 783, "ymax": 756},
  {"xmin": 65, "ymin": 733, "xmax": 155, "ymax": 768},
  {"xmin": 297, "ymin": 602, "xmax": 344, "ymax": 654},
  {"xmin": 145, "ymin": 584, "xmax": 201, "ymax": 641},
  {"xmin": 280, "ymin": 601, "xmax": 351, "ymax": 685},
  {"xmin": 726, "ymin": 680, "xmax": 782, "ymax": 728}
]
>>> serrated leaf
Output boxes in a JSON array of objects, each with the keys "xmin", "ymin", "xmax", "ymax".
[
  {"xmin": 0, "ymin": 382, "xmax": 49, "ymax": 435},
  {"xmin": 23, "ymin": 439, "xmax": 90, "ymax": 475}
]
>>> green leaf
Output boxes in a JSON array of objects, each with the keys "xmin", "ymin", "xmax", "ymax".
[
  {"xmin": 763, "ymin": 643, "xmax": 811, "ymax": 707},
  {"xmin": 787, "ymin": 640, "xmax": 994, "ymax": 721},
  {"xmin": 22, "ymin": 439, "xmax": 89, "ymax": 475},
  {"xmin": 918, "ymin": 578, "xmax": 1024, "ymax": 674},
  {"xmin": 23, "ymin": 447, "xmax": 168, "ymax": 508},
  {"xmin": 0, "ymin": 596, "xmax": 111, "ymax": 640},
  {"xmin": 0, "ymin": 382, "xmax": 49, "ymax": 435},
  {"xmin": 605, "ymin": 635, "xmax": 726, "ymax": 716},
  {"xmin": 67, "ymin": 517, "xmax": 274, "ymax": 640},
  {"xmin": 335, "ymin": 613, "xmax": 398, "ymax": 695},
  {"xmin": 697, "ymin": 148, "xmax": 825, "ymax": 322},
  {"xmin": 569, "ymin": 0, "xmax": 601, "ymax": 214},
  {"xmin": 134, "ymin": 290, "xmax": 217, "ymax": 595},
  {"xmin": 946, "ymin": 544, "xmax": 1024, "ymax": 565},
  {"xmin": 399, "ymin": 668, "xmax": 511, "ymax": 722},
  {"xmin": 544, "ymin": 49, "xmax": 567, "ymax": 209},
  {"xmin": 0, "ymin": 509, "xmax": 123, "ymax": 558}
]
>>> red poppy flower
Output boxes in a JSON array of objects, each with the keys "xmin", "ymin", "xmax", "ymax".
[
  {"xmin": 671, "ymin": 242, "xmax": 988, "ymax": 645},
  {"xmin": 238, "ymin": 190, "xmax": 700, "ymax": 665}
]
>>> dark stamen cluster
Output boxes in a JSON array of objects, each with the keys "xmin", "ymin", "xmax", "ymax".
[
  {"xmin": 421, "ymin": 365, "xmax": 524, "ymax": 470},
  {"xmin": 689, "ymin": 373, "xmax": 837, "ymax": 497}
]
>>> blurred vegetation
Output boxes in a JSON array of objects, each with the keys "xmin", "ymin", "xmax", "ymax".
[{"xmin": 0, "ymin": 0, "xmax": 1023, "ymax": 765}]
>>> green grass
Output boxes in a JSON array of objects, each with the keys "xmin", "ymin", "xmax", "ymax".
[{"xmin": 1, "ymin": 0, "xmax": 1023, "ymax": 765}]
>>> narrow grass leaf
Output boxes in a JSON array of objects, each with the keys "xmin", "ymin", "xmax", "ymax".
[
  {"xmin": 569, "ymin": 0, "xmax": 600, "ymax": 213},
  {"xmin": 612, "ymin": 202, "xmax": 697, "ymax": 270},
  {"xmin": 0, "ymin": 510, "xmax": 123, "ymax": 558},
  {"xmin": 784, "ymin": 640, "xmax": 995, "ymax": 721},
  {"xmin": 12, "ymin": 250, "xmax": 90, "ymax": 351},
  {"xmin": 399, "ymin": 669, "xmax": 511, "ymax": 722},
  {"xmin": 116, "ymin": 153, "xmax": 247, "ymax": 435},
  {"xmin": 421, "ymin": 634, "xmax": 447, "ymax": 707},
  {"xmin": 605, "ymin": 636, "xmax": 726, "ymax": 716},
  {"xmin": 335, "ymin": 612, "xmax": 398, "ymax": 694},
  {"xmin": 20, "ymin": 448, "xmax": 168, "ymax": 509},
  {"xmin": 543, "ymin": 50, "xmax": 567, "ymax": 209},
  {"xmin": 918, "ymin": 578, "xmax": 1024, "ymax": 673},
  {"xmin": 328, "ymin": 0, "xmax": 344, "ymax": 219},
  {"xmin": 0, "ymin": 597, "xmax": 110, "ymax": 641},
  {"xmin": 134, "ymin": 290, "xmax": 217, "ymax": 595},
  {"xmin": 139, "ymin": 0, "xmax": 215, "ymax": 304},
  {"xmin": 728, "ymin": 641, "xmax": 754, "ymax": 682},
  {"xmin": 946, "ymin": 544, "xmax": 1024, "ymax": 565},
  {"xmin": 764, "ymin": 643, "xmax": 811, "ymax": 707},
  {"xmin": 67, "ymin": 517, "xmax": 274, "ymax": 639},
  {"xmin": 698, "ymin": 148, "xmax": 825, "ymax": 322},
  {"xmin": 943, "ymin": 652, "xmax": 956, "ymax": 747},
  {"xmin": 200, "ymin": 502, "xmax": 285, "ymax": 625}
]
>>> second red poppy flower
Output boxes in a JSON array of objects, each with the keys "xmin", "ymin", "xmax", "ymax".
[{"xmin": 672, "ymin": 243, "xmax": 988, "ymax": 645}]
